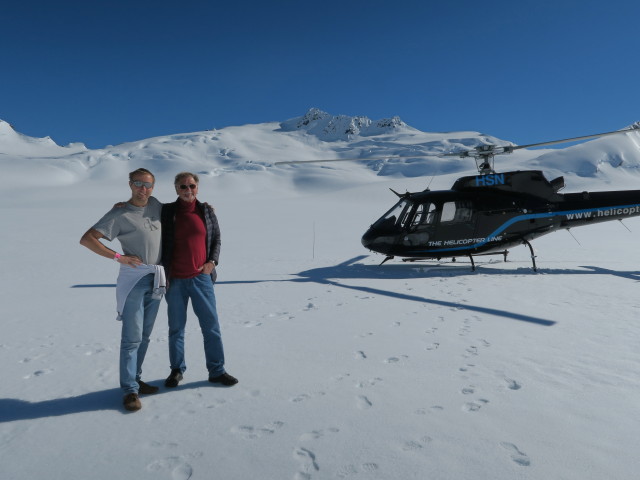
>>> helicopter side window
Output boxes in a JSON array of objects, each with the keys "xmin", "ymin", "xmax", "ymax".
[
  {"xmin": 425, "ymin": 203, "xmax": 438, "ymax": 224},
  {"xmin": 408, "ymin": 202, "xmax": 438, "ymax": 230},
  {"xmin": 441, "ymin": 201, "xmax": 473, "ymax": 223},
  {"xmin": 441, "ymin": 202, "xmax": 456, "ymax": 222},
  {"xmin": 409, "ymin": 203, "xmax": 429, "ymax": 228}
]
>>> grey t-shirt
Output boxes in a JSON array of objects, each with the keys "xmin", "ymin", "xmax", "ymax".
[{"xmin": 92, "ymin": 196, "xmax": 162, "ymax": 265}]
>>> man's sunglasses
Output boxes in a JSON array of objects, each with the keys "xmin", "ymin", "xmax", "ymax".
[
  {"xmin": 179, "ymin": 184, "xmax": 197, "ymax": 190},
  {"xmin": 131, "ymin": 180, "xmax": 154, "ymax": 188}
]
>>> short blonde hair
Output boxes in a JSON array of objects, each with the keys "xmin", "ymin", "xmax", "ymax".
[{"xmin": 129, "ymin": 168, "xmax": 155, "ymax": 182}]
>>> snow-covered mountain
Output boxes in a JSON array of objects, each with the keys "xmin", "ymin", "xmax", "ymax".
[
  {"xmin": 0, "ymin": 119, "xmax": 86, "ymax": 156},
  {"xmin": 279, "ymin": 108, "xmax": 413, "ymax": 140},
  {"xmin": 4, "ymin": 108, "xmax": 639, "ymax": 191}
]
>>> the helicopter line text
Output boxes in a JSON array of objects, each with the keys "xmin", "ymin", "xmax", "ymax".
[{"xmin": 428, "ymin": 236, "xmax": 503, "ymax": 247}]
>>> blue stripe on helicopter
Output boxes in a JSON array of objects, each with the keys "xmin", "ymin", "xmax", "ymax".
[{"xmin": 410, "ymin": 203, "xmax": 640, "ymax": 254}]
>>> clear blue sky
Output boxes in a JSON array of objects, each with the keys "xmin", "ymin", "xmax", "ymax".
[{"xmin": 2, "ymin": 0, "xmax": 639, "ymax": 149}]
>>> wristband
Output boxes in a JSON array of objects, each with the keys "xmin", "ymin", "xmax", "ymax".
[{"xmin": 114, "ymin": 253, "xmax": 122, "ymax": 261}]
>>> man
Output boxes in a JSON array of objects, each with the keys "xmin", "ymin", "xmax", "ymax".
[
  {"xmin": 161, "ymin": 171, "xmax": 237, "ymax": 388},
  {"xmin": 80, "ymin": 168, "xmax": 165, "ymax": 412}
]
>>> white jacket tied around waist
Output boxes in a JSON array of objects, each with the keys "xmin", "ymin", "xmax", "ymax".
[{"xmin": 115, "ymin": 264, "xmax": 166, "ymax": 321}]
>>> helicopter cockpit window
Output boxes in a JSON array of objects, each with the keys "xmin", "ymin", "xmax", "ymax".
[
  {"xmin": 373, "ymin": 199, "xmax": 411, "ymax": 230},
  {"xmin": 441, "ymin": 201, "xmax": 473, "ymax": 223}
]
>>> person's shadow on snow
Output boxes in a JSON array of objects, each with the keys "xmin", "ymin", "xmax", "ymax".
[
  {"xmin": 0, "ymin": 389, "xmax": 126, "ymax": 421},
  {"xmin": 0, "ymin": 380, "xmax": 216, "ymax": 421}
]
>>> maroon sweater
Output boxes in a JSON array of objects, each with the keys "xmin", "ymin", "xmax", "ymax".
[{"xmin": 170, "ymin": 199, "xmax": 207, "ymax": 279}]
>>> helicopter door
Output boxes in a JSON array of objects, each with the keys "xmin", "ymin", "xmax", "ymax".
[
  {"xmin": 402, "ymin": 202, "xmax": 438, "ymax": 247},
  {"xmin": 438, "ymin": 200, "xmax": 477, "ymax": 241}
]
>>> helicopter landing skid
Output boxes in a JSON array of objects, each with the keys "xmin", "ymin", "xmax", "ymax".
[
  {"xmin": 521, "ymin": 239, "xmax": 538, "ymax": 272},
  {"xmin": 400, "ymin": 250, "xmax": 510, "ymax": 271},
  {"xmin": 380, "ymin": 255, "xmax": 395, "ymax": 265},
  {"xmin": 466, "ymin": 250, "xmax": 510, "ymax": 271}
]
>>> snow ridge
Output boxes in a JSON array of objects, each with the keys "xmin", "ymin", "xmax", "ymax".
[{"xmin": 280, "ymin": 108, "xmax": 410, "ymax": 141}]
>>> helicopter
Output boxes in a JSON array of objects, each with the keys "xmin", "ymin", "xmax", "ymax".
[{"xmin": 276, "ymin": 125, "xmax": 640, "ymax": 271}]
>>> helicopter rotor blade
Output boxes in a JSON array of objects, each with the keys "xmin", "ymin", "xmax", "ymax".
[
  {"xmin": 275, "ymin": 154, "xmax": 431, "ymax": 165},
  {"xmin": 502, "ymin": 125, "xmax": 640, "ymax": 153},
  {"xmin": 275, "ymin": 125, "xmax": 640, "ymax": 165}
]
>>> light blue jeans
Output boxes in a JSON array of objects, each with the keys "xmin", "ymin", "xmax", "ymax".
[
  {"xmin": 165, "ymin": 274, "xmax": 226, "ymax": 377},
  {"xmin": 119, "ymin": 274, "xmax": 161, "ymax": 394}
]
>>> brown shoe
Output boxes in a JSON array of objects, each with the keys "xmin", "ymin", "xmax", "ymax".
[
  {"xmin": 123, "ymin": 393, "xmax": 142, "ymax": 412},
  {"xmin": 138, "ymin": 380, "xmax": 159, "ymax": 395}
]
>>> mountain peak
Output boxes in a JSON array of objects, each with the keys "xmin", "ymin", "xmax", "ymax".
[
  {"xmin": 0, "ymin": 119, "xmax": 18, "ymax": 134},
  {"xmin": 279, "ymin": 108, "xmax": 410, "ymax": 141}
]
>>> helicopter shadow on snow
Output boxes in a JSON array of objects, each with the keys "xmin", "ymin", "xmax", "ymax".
[
  {"xmin": 289, "ymin": 256, "xmax": 557, "ymax": 326},
  {"xmin": 223, "ymin": 255, "xmax": 640, "ymax": 327},
  {"xmin": 223, "ymin": 256, "xmax": 560, "ymax": 325},
  {"xmin": 295, "ymin": 255, "xmax": 640, "ymax": 283}
]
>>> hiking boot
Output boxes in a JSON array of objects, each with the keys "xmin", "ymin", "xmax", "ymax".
[
  {"xmin": 165, "ymin": 369, "xmax": 183, "ymax": 388},
  {"xmin": 123, "ymin": 393, "xmax": 141, "ymax": 412},
  {"xmin": 138, "ymin": 380, "xmax": 159, "ymax": 395},
  {"xmin": 208, "ymin": 373, "xmax": 238, "ymax": 386}
]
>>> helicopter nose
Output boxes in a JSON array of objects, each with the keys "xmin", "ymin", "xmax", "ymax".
[
  {"xmin": 361, "ymin": 230, "xmax": 374, "ymax": 250},
  {"xmin": 361, "ymin": 227, "xmax": 392, "ymax": 254}
]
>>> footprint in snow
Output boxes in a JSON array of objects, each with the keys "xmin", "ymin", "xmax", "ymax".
[
  {"xmin": 384, "ymin": 355, "xmax": 408, "ymax": 364},
  {"xmin": 464, "ymin": 346, "xmax": 478, "ymax": 357},
  {"xmin": 293, "ymin": 447, "xmax": 319, "ymax": 479},
  {"xmin": 500, "ymin": 442, "xmax": 531, "ymax": 466},
  {"xmin": 146, "ymin": 457, "xmax": 194, "ymax": 480},
  {"xmin": 355, "ymin": 377, "xmax": 383, "ymax": 389},
  {"xmin": 462, "ymin": 399, "xmax": 489, "ymax": 412},
  {"xmin": 335, "ymin": 463, "xmax": 379, "ymax": 477},
  {"xmin": 299, "ymin": 428, "xmax": 340, "ymax": 441},
  {"xmin": 459, "ymin": 363, "xmax": 475, "ymax": 372},
  {"xmin": 356, "ymin": 395, "xmax": 373, "ymax": 409},
  {"xmin": 505, "ymin": 378, "xmax": 522, "ymax": 390},
  {"xmin": 23, "ymin": 368, "xmax": 53, "ymax": 379},
  {"xmin": 242, "ymin": 320, "xmax": 263, "ymax": 328},
  {"xmin": 290, "ymin": 392, "xmax": 326, "ymax": 403},
  {"xmin": 401, "ymin": 436, "xmax": 432, "ymax": 452},
  {"xmin": 231, "ymin": 421, "xmax": 285, "ymax": 440}
]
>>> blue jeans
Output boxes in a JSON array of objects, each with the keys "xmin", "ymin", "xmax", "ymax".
[
  {"xmin": 120, "ymin": 274, "xmax": 161, "ymax": 394},
  {"xmin": 166, "ymin": 274, "xmax": 226, "ymax": 377}
]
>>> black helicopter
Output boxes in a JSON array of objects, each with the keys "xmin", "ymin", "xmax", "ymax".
[{"xmin": 277, "ymin": 126, "xmax": 640, "ymax": 270}]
